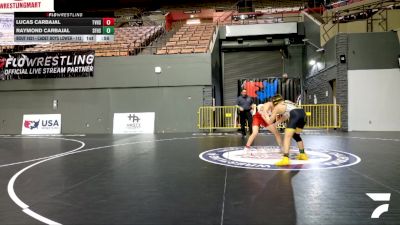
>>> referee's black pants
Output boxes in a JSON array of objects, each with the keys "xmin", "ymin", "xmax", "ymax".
[{"xmin": 239, "ymin": 110, "xmax": 253, "ymax": 135}]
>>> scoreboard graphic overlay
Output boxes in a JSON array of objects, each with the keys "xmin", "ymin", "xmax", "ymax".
[{"xmin": 14, "ymin": 12, "xmax": 115, "ymax": 42}]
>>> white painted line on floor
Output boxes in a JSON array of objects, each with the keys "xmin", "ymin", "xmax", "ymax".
[
  {"xmin": 8, "ymin": 142, "xmax": 85, "ymax": 209},
  {"xmin": 7, "ymin": 136, "xmax": 207, "ymax": 225},
  {"xmin": 13, "ymin": 134, "xmax": 86, "ymax": 137},
  {"xmin": 6, "ymin": 133, "xmax": 398, "ymax": 224},
  {"xmin": 220, "ymin": 167, "xmax": 228, "ymax": 225},
  {"xmin": 7, "ymin": 137, "xmax": 85, "ymax": 225},
  {"xmin": 193, "ymin": 133, "xmax": 399, "ymax": 141},
  {"xmin": 0, "ymin": 137, "xmax": 85, "ymax": 168},
  {"xmin": 53, "ymin": 136, "xmax": 204, "ymax": 158},
  {"xmin": 348, "ymin": 168, "xmax": 400, "ymax": 195},
  {"xmin": 8, "ymin": 167, "xmax": 29, "ymax": 209},
  {"xmin": 23, "ymin": 208, "xmax": 62, "ymax": 225},
  {"xmin": 329, "ymin": 135, "xmax": 400, "ymax": 142},
  {"xmin": 192, "ymin": 133, "xmax": 207, "ymax": 136},
  {"xmin": 192, "ymin": 131, "xmax": 329, "ymax": 136}
]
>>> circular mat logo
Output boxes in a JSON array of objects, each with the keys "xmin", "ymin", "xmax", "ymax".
[{"xmin": 199, "ymin": 146, "xmax": 361, "ymax": 170}]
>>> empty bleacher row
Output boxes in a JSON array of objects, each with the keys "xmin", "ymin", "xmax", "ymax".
[
  {"xmin": 0, "ymin": 45, "xmax": 17, "ymax": 53},
  {"xmin": 156, "ymin": 24, "xmax": 215, "ymax": 55},
  {"xmin": 22, "ymin": 26, "xmax": 163, "ymax": 57}
]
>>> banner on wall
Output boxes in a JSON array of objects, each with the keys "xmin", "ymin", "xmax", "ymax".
[
  {"xmin": 0, "ymin": 0, "xmax": 54, "ymax": 13},
  {"xmin": 113, "ymin": 113, "xmax": 155, "ymax": 134},
  {"xmin": 0, "ymin": 50, "xmax": 95, "ymax": 80},
  {"xmin": 238, "ymin": 78, "xmax": 301, "ymax": 104},
  {"xmin": 21, "ymin": 114, "xmax": 61, "ymax": 135}
]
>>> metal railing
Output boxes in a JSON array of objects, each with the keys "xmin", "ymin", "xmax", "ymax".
[
  {"xmin": 197, "ymin": 104, "xmax": 342, "ymax": 132},
  {"xmin": 301, "ymin": 104, "xmax": 341, "ymax": 129},
  {"xmin": 214, "ymin": 12, "xmax": 303, "ymax": 25},
  {"xmin": 198, "ymin": 106, "xmax": 240, "ymax": 132}
]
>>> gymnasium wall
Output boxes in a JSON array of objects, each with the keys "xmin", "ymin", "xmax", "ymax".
[
  {"xmin": 346, "ymin": 32, "xmax": 400, "ymax": 131},
  {"xmin": 306, "ymin": 34, "xmax": 337, "ymax": 77},
  {"xmin": 211, "ymin": 27, "xmax": 223, "ymax": 106},
  {"xmin": 0, "ymin": 54, "xmax": 213, "ymax": 134},
  {"xmin": 283, "ymin": 44, "xmax": 305, "ymax": 78},
  {"xmin": 348, "ymin": 69, "xmax": 400, "ymax": 131},
  {"xmin": 0, "ymin": 54, "xmax": 211, "ymax": 91},
  {"xmin": 304, "ymin": 34, "xmax": 349, "ymax": 130},
  {"xmin": 347, "ymin": 32, "xmax": 400, "ymax": 70},
  {"xmin": 303, "ymin": 13, "xmax": 321, "ymax": 77},
  {"xmin": 303, "ymin": 12, "xmax": 338, "ymax": 75},
  {"xmin": 304, "ymin": 32, "xmax": 400, "ymax": 131},
  {"xmin": 303, "ymin": 13, "xmax": 320, "ymax": 46}
]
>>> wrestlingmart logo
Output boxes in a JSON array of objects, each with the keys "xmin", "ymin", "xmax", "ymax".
[{"xmin": 366, "ymin": 193, "xmax": 391, "ymax": 218}]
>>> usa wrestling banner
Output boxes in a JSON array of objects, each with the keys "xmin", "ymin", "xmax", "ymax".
[
  {"xmin": 0, "ymin": 50, "xmax": 95, "ymax": 80},
  {"xmin": 21, "ymin": 114, "xmax": 61, "ymax": 135}
]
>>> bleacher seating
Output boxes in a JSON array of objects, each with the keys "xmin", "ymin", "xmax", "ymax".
[
  {"xmin": 23, "ymin": 26, "xmax": 163, "ymax": 57},
  {"xmin": 156, "ymin": 23, "xmax": 215, "ymax": 55},
  {"xmin": 0, "ymin": 45, "xmax": 15, "ymax": 53}
]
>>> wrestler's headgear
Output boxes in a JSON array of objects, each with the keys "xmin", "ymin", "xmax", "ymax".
[{"xmin": 271, "ymin": 94, "xmax": 284, "ymax": 106}]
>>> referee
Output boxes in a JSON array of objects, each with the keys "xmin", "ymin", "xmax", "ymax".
[{"xmin": 236, "ymin": 89, "xmax": 254, "ymax": 137}]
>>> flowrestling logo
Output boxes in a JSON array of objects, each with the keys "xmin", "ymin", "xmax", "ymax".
[
  {"xmin": 0, "ymin": 51, "xmax": 95, "ymax": 80},
  {"xmin": 21, "ymin": 114, "xmax": 61, "ymax": 135},
  {"xmin": 199, "ymin": 146, "xmax": 361, "ymax": 170},
  {"xmin": 366, "ymin": 193, "xmax": 391, "ymax": 219}
]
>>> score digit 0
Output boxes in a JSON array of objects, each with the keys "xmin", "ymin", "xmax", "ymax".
[
  {"xmin": 103, "ymin": 18, "xmax": 115, "ymax": 26},
  {"xmin": 102, "ymin": 26, "xmax": 115, "ymax": 35}
]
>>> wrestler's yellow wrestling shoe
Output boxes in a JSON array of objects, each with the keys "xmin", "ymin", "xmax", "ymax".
[
  {"xmin": 296, "ymin": 153, "xmax": 309, "ymax": 160},
  {"xmin": 275, "ymin": 156, "xmax": 290, "ymax": 166}
]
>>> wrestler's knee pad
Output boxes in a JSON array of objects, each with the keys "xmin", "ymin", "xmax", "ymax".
[{"xmin": 293, "ymin": 133, "xmax": 302, "ymax": 142}]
